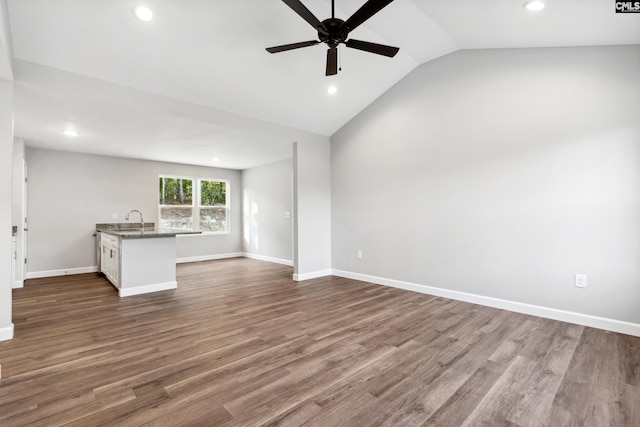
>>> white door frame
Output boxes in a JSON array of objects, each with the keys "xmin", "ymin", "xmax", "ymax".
[{"xmin": 22, "ymin": 159, "xmax": 27, "ymax": 282}]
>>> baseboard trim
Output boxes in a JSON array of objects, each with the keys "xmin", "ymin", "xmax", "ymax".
[
  {"xmin": 244, "ymin": 253, "xmax": 293, "ymax": 267},
  {"xmin": 176, "ymin": 253, "xmax": 244, "ymax": 264},
  {"xmin": 22, "ymin": 253, "xmax": 287, "ymax": 277},
  {"xmin": 293, "ymin": 269, "xmax": 332, "ymax": 281},
  {"xmin": 119, "ymin": 281, "xmax": 177, "ymax": 297},
  {"xmin": 0, "ymin": 324, "xmax": 14, "ymax": 341},
  {"xmin": 331, "ymin": 269, "xmax": 640, "ymax": 337},
  {"xmin": 26, "ymin": 266, "xmax": 98, "ymax": 279},
  {"xmin": 13, "ymin": 279, "xmax": 24, "ymax": 289}
]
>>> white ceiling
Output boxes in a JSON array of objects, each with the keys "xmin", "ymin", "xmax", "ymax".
[{"xmin": 6, "ymin": 0, "xmax": 640, "ymax": 169}]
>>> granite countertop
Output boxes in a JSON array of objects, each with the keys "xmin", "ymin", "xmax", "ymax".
[{"xmin": 96, "ymin": 223, "xmax": 202, "ymax": 239}]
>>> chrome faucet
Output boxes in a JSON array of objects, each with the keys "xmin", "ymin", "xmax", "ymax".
[{"xmin": 125, "ymin": 210, "xmax": 144, "ymax": 230}]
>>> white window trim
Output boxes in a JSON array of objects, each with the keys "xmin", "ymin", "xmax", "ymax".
[
  {"xmin": 197, "ymin": 177, "xmax": 230, "ymax": 235},
  {"xmin": 158, "ymin": 175, "xmax": 230, "ymax": 234}
]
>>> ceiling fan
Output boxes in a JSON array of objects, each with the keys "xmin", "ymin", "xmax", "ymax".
[{"xmin": 266, "ymin": 0, "xmax": 399, "ymax": 76}]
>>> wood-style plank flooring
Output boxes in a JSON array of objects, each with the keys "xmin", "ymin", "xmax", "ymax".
[{"xmin": 1, "ymin": 258, "xmax": 639, "ymax": 426}]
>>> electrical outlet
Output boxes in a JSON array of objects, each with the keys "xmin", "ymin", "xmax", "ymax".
[
  {"xmin": 574, "ymin": 274, "xmax": 587, "ymax": 288},
  {"xmin": 356, "ymin": 250, "xmax": 363, "ymax": 259},
  {"xmin": 112, "ymin": 213, "xmax": 118, "ymax": 220}
]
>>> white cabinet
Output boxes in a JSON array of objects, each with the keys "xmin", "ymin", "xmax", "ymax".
[
  {"xmin": 100, "ymin": 233, "xmax": 120, "ymax": 289},
  {"xmin": 98, "ymin": 231, "xmax": 177, "ymax": 297}
]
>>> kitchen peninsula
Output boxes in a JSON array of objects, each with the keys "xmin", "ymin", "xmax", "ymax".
[{"xmin": 96, "ymin": 223, "xmax": 200, "ymax": 297}]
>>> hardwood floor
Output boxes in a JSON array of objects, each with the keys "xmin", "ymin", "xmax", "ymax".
[{"xmin": 1, "ymin": 257, "xmax": 638, "ymax": 426}]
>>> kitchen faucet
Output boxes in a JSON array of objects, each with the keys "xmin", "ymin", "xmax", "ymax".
[{"xmin": 125, "ymin": 209, "xmax": 144, "ymax": 230}]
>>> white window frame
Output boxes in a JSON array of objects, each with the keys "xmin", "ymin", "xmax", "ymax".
[
  {"xmin": 158, "ymin": 174, "xmax": 195, "ymax": 232},
  {"xmin": 196, "ymin": 177, "xmax": 230, "ymax": 235},
  {"xmin": 158, "ymin": 175, "xmax": 230, "ymax": 234}
]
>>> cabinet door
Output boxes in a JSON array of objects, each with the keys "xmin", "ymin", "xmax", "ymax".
[
  {"xmin": 100, "ymin": 233, "xmax": 121, "ymax": 288},
  {"xmin": 110, "ymin": 247, "xmax": 120, "ymax": 288},
  {"xmin": 104, "ymin": 247, "xmax": 111, "ymax": 280},
  {"xmin": 100, "ymin": 243, "xmax": 107, "ymax": 274},
  {"xmin": 106, "ymin": 247, "xmax": 112, "ymax": 281}
]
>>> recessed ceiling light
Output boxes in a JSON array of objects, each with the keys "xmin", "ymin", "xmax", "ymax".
[
  {"xmin": 523, "ymin": 1, "xmax": 545, "ymax": 11},
  {"xmin": 62, "ymin": 129, "xmax": 79, "ymax": 137},
  {"xmin": 327, "ymin": 86, "xmax": 337, "ymax": 95},
  {"xmin": 212, "ymin": 157, "xmax": 221, "ymax": 162},
  {"xmin": 133, "ymin": 5, "xmax": 154, "ymax": 22}
]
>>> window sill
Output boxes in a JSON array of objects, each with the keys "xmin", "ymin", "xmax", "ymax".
[{"xmin": 176, "ymin": 231, "xmax": 230, "ymax": 237}]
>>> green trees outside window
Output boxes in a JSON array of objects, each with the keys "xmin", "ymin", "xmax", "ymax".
[
  {"xmin": 200, "ymin": 180, "xmax": 226, "ymax": 206},
  {"xmin": 158, "ymin": 176, "xmax": 229, "ymax": 233},
  {"xmin": 159, "ymin": 177, "xmax": 193, "ymax": 205}
]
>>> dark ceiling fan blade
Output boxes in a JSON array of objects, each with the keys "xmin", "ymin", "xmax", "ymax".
[
  {"xmin": 282, "ymin": 0, "xmax": 329, "ymax": 35},
  {"xmin": 344, "ymin": 0, "xmax": 394, "ymax": 32},
  {"xmin": 326, "ymin": 47, "xmax": 338, "ymax": 76},
  {"xmin": 345, "ymin": 39, "xmax": 399, "ymax": 57},
  {"xmin": 266, "ymin": 40, "xmax": 320, "ymax": 54}
]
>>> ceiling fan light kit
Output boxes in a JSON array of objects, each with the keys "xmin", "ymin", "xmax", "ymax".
[{"xmin": 266, "ymin": 0, "xmax": 400, "ymax": 76}]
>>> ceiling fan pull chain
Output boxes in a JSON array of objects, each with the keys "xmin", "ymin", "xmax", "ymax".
[{"xmin": 339, "ymin": 45, "xmax": 342, "ymax": 72}]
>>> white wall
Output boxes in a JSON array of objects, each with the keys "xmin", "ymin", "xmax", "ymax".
[
  {"xmin": 0, "ymin": 80, "xmax": 13, "ymax": 340},
  {"xmin": 241, "ymin": 158, "xmax": 293, "ymax": 265},
  {"xmin": 0, "ymin": 0, "xmax": 13, "ymax": 81},
  {"xmin": 331, "ymin": 46, "xmax": 640, "ymax": 332},
  {"xmin": 25, "ymin": 147, "xmax": 243, "ymax": 276},
  {"xmin": 293, "ymin": 140, "xmax": 332, "ymax": 280},
  {"xmin": 0, "ymin": 0, "xmax": 14, "ymax": 341}
]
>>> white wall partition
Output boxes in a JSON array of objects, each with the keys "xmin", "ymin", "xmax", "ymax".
[
  {"xmin": 293, "ymin": 140, "xmax": 332, "ymax": 280},
  {"xmin": 241, "ymin": 158, "xmax": 294, "ymax": 265},
  {"xmin": 0, "ymin": 80, "xmax": 13, "ymax": 340},
  {"xmin": 0, "ymin": 0, "xmax": 14, "ymax": 340},
  {"xmin": 0, "ymin": 0, "xmax": 12, "ymax": 81},
  {"xmin": 331, "ymin": 46, "xmax": 640, "ymax": 332}
]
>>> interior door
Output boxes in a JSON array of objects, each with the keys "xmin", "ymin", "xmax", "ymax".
[
  {"xmin": 11, "ymin": 227, "xmax": 16, "ymax": 285},
  {"xmin": 23, "ymin": 159, "xmax": 27, "ymax": 280}
]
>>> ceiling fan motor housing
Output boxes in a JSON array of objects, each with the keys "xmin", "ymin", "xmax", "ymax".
[{"xmin": 319, "ymin": 18, "xmax": 348, "ymax": 47}]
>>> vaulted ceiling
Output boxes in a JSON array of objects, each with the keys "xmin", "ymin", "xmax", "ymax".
[{"xmin": 6, "ymin": 0, "xmax": 640, "ymax": 169}]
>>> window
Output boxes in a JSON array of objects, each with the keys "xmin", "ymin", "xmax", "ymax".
[
  {"xmin": 158, "ymin": 176, "xmax": 229, "ymax": 233},
  {"xmin": 158, "ymin": 177, "xmax": 194, "ymax": 230},
  {"xmin": 199, "ymin": 179, "xmax": 228, "ymax": 232}
]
